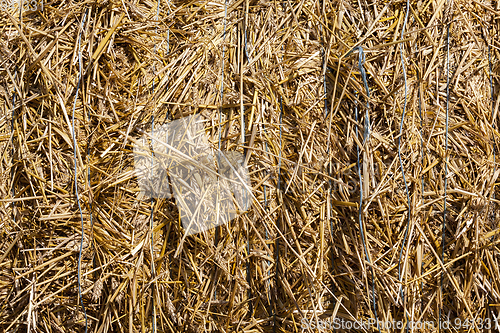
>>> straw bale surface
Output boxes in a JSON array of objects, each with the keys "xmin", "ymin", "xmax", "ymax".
[{"xmin": 0, "ymin": 0, "xmax": 499, "ymax": 332}]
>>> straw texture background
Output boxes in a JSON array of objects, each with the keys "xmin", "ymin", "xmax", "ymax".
[{"xmin": 0, "ymin": 0, "xmax": 499, "ymax": 332}]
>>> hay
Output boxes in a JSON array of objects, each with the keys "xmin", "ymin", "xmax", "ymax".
[{"xmin": 0, "ymin": 0, "xmax": 499, "ymax": 332}]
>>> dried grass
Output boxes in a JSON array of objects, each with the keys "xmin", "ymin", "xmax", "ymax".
[{"xmin": 0, "ymin": 0, "xmax": 499, "ymax": 332}]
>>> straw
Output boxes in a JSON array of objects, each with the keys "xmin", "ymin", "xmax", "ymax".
[{"xmin": 0, "ymin": 0, "xmax": 499, "ymax": 331}]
